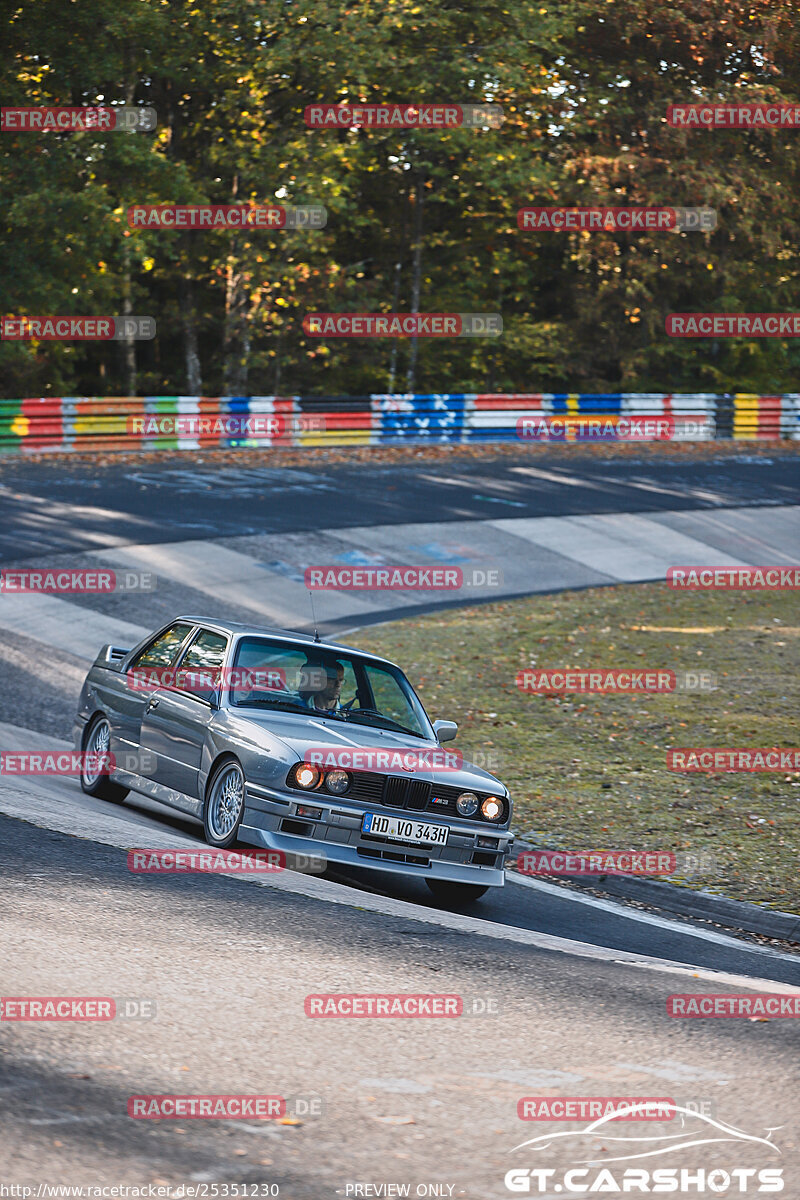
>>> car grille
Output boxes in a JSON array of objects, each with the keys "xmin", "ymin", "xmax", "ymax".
[{"xmin": 346, "ymin": 772, "xmax": 506, "ymax": 823}]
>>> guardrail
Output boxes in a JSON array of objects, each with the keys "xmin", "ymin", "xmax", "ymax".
[{"xmin": 0, "ymin": 393, "xmax": 798, "ymax": 453}]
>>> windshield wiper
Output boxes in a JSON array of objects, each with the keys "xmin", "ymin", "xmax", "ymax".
[{"xmin": 232, "ymin": 696, "xmax": 312, "ymax": 715}]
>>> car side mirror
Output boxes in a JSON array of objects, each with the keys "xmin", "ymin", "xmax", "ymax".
[{"xmin": 433, "ymin": 719, "xmax": 458, "ymax": 743}]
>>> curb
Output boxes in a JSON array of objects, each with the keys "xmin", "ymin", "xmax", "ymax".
[{"xmin": 512, "ymin": 840, "xmax": 800, "ymax": 943}]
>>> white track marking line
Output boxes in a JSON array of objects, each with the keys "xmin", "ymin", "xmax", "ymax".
[
  {"xmin": 0, "ymin": 593, "xmax": 147, "ymax": 660},
  {"xmin": 507, "ymin": 872, "xmax": 797, "ymax": 963},
  {"xmin": 0, "ymin": 723, "xmax": 797, "ymax": 991},
  {"xmin": 490, "ymin": 513, "xmax": 748, "ymax": 582}
]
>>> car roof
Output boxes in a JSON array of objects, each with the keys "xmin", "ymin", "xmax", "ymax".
[{"xmin": 173, "ymin": 615, "xmax": 397, "ymax": 668}]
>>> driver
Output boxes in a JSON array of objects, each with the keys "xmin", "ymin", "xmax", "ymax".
[{"xmin": 299, "ymin": 661, "xmax": 345, "ymax": 714}]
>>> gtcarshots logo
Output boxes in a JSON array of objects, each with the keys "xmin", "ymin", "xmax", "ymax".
[
  {"xmin": 128, "ymin": 204, "xmax": 326, "ymax": 229},
  {"xmin": 303, "ymin": 313, "xmax": 501, "ymax": 337},
  {"xmin": 505, "ymin": 1104, "xmax": 784, "ymax": 1193},
  {"xmin": 1, "ymin": 106, "xmax": 156, "ymax": 131},
  {"xmin": 304, "ymin": 103, "xmax": 503, "ymax": 129},
  {"xmin": 0, "ymin": 568, "xmax": 155, "ymax": 593},
  {"xmin": 304, "ymin": 747, "xmax": 463, "ymax": 773},
  {"xmin": 2, "ymin": 316, "xmax": 155, "ymax": 341},
  {"xmin": 518, "ymin": 206, "xmax": 716, "ymax": 232}
]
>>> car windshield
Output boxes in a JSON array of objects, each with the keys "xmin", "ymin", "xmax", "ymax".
[{"xmin": 228, "ymin": 637, "xmax": 432, "ymax": 739}]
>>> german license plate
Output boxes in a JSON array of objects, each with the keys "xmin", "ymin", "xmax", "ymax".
[{"xmin": 362, "ymin": 812, "xmax": 449, "ymax": 847}]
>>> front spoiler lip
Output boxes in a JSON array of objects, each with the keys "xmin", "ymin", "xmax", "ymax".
[{"xmin": 238, "ymin": 822, "xmax": 507, "ymax": 887}]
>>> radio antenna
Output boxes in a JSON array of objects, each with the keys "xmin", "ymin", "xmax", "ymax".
[{"xmin": 308, "ymin": 589, "xmax": 321, "ymax": 643}]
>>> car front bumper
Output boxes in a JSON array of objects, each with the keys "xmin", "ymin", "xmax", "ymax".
[{"xmin": 239, "ymin": 781, "xmax": 513, "ymax": 887}]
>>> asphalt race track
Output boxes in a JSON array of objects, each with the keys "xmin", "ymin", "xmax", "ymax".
[{"xmin": 0, "ymin": 449, "xmax": 798, "ymax": 1193}]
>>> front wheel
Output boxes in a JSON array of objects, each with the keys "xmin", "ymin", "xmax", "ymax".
[
  {"xmin": 203, "ymin": 758, "xmax": 246, "ymax": 848},
  {"xmin": 425, "ymin": 879, "xmax": 490, "ymax": 906},
  {"xmin": 80, "ymin": 715, "xmax": 129, "ymax": 802}
]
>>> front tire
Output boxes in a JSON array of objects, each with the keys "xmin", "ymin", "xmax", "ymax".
[
  {"xmin": 425, "ymin": 879, "xmax": 490, "ymax": 906},
  {"xmin": 203, "ymin": 757, "xmax": 246, "ymax": 848},
  {"xmin": 80, "ymin": 715, "xmax": 129, "ymax": 802}
]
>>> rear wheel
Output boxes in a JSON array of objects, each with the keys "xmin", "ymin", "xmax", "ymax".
[
  {"xmin": 425, "ymin": 879, "xmax": 490, "ymax": 906},
  {"xmin": 203, "ymin": 758, "xmax": 245, "ymax": 848},
  {"xmin": 80, "ymin": 715, "xmax": 129, "ymax": 802}
]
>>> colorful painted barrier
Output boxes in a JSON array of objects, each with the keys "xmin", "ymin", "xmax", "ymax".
[{"xmin": 0, "ymin": 394, "xmax": 798, "ymax": 453}]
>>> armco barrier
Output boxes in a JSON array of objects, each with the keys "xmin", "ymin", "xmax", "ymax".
[{"xmin": 0, "ymin": 394, "xmax": 798, "ymax": 454}]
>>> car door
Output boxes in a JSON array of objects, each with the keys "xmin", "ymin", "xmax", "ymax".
[
  {"xmin": 139, "ymin": 627, "xmax": 229, "ymax": 799},
  {"xmin": 112, "ymin": 622, "xmax": 195, "ymax": 768}
]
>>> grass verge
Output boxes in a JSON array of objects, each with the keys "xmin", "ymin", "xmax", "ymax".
[{"xmin": 353, "ymin": 584, "xmax": 800, "ymax": 914}]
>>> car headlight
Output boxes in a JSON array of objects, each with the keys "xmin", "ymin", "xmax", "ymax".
[
  {"xmin": 481, "ymin": 795, "xmax": 504, "ymax": 822},
  {"xmin": 294, "ymin": 763, "xmax": 322, "ymax": 789},
  {"xmin": 324, "ymin": 769, "xmax": 350, "ymax": 795},
  {"xmin": 456, "ymin": 791, "xmax": 479, "ymax": 817}
]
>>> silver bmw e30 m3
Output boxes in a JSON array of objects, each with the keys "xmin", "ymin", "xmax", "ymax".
[{"xmin": 73, "ymin": 616, "xmax": 514, "ymax": 904}]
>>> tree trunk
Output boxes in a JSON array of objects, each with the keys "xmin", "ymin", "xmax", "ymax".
[
  {"xmin": 180, "ymin": 273, "xmax": 202, "ymax": 394},
  {"xmin": 223, "ymin": 174, "xmax": 249, "ymax": 394},
  {"xmin": 121, "ymin": 238, "xmax": 137, "ymax": 396},
  {"xmin": 405, "ymin": 175, "xmax": 425, "ymax": 394}
]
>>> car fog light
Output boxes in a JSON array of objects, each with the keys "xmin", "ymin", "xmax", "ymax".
[
  {"xmin": 295, "ymin": 763, "xmax": 321, "ymax": 789},
  {"xmin": 481, "ymin": 795, "xmax": 503, "ymax": 821},
  {"xmin": 456, "ymin": 791, "xmax": 479, "ymax": 817},
  {"xmin": 324, "ymin": 769, "xmax": 350, "ymax": 795}
]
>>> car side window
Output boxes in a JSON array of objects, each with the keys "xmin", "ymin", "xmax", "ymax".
[
  {"xmin": 363, "ymin": 665, "xmax": 425, "ymax": 735},
  {"xmin": 129, "ymin": 623, "xmax": 193, "ymax": 671},
  {"xmin": 174, "ymin": 629, "xmax": 228, "ymax": 703}
]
